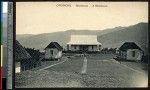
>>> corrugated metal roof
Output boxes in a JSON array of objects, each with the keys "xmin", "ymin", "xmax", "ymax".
[
  {"xmin": 67, "ymin": 35, "xmax": 101, "ymax": 45},
  {"xmin": 15, "ymin": 40, "xmax": 31, "ymax": 61}
]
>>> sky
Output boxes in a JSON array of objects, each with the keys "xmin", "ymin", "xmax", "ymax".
[
  {"xmin": 16, "ymin": 2, "xmax": 148, "ymax": 35},
  {"xmin": 2, "ymin": 2, "xmax": 8, "ymax": 13}
]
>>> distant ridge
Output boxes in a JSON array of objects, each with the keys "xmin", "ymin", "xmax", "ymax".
[{"xmin": 16, "ymin": 22, "xmax": 148, "ymax": 55}]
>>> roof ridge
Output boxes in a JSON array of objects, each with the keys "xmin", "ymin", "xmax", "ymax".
[
  {"xmin": 45, "ymin": 42, "xmax": 63, "ymax": 50},
  {"xmin": 119, "ymin": 42, "xmax": 142, "ymax": 51},
  {"xmin": 15, "ymin": 40, "xmax": 31, "ymax": 61}
]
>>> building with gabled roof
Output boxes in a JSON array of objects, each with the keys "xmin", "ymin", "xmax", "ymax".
[
  {"xmin": 118, "ymin": 42, "xmax": 143, "ymax": 61},
  {"xmin": 15, "ymin": 40, "xmax": 31, "ymax": 73},
  {"xmin": 16, "ymin": 40, "xmax": 42, "ymax": 73},
  {"xmin": 45, "ymin": 42, "xmax": 63, "ymax": 60},
  {"xmin": 67, "ymin": 35, "xmax": 101, "ymax": 52}
]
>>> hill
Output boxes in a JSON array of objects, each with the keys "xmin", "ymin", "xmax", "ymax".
[
  {"xmin": 16, "ymin": 23, "xmax": 148, "ymax": 54},
  {"xmin": 16, "ymin": 27, "xmax": 124, "ymax": 51},
  {"xmin": 98, "ymin": 22, "xmax": 148, "ymax": 55}
]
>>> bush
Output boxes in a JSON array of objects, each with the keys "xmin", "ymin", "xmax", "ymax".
[{"xmin": 141, "ymin": 55, "xmax": 148, "ymax": 64}]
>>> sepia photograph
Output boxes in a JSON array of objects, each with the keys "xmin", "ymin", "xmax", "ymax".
[{"xmin": 15, "ymin": 1, "xmax": 148, "ymax": 88}]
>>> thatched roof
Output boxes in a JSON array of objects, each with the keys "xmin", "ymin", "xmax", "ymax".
[
  {"xmin": 45, "ymin": 42, "xmax": 63, "ymax": 50},
  {"xmin": 119, "ymin": 42, "xmax": 142, "ymax": 51},
  {"xmin": 15, "ymin": 40, "xmax": 31, "ymax": 61}
]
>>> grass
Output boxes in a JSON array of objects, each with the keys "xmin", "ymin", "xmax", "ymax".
[{"xmin": 15, "ymin": 54, "xmax": 148, "ymax": 88}]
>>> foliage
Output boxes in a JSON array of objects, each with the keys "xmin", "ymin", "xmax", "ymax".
[{"xmin": 25, "ymin": 48, "xmax": 41, "ymax": 59}]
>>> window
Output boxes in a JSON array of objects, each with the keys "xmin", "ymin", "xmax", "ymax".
[
  {"xmin": 132, "ymin": 51, "xmax": 135, "ymax": 57},
  {"xmin": 50, "ymin": 50, "xmax": 53, "ymax": 55}
]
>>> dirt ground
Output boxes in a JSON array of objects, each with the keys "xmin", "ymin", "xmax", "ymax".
[{"xmin": 15, "ymin": 54, "xmax": 148, "ymax": 88}]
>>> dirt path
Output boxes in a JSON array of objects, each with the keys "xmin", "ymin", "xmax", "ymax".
[{"xmin": 38, "ymin": 58, "xmax": 68, "ymax": 71}]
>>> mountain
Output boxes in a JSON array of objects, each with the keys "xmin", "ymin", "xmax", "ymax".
[
  {"xmin": 16, "ymin": 27, "xmax": 124, "ymax": 51},
  {"xmin": 16, "ymin": 23, "xmax": 148, "ymax": 54},
  {"xmin": 98, "ymin": 22, "xmax": 148, "ymax": 55},
  {"xmin": 16, "ymin": 34, "xmax": 33, "ymax": 40}
]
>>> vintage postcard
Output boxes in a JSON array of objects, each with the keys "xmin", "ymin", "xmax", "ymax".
[{"xmin": 15, "ymin": 1, "xmax": 148, "ymax": 88}]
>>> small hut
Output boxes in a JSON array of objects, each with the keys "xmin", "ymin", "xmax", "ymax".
[
  {"xmin": 118, "ymin": 42, "xmax": 143, "ymax": 61},
  {"xmin": 44, "ymin": 42, "xmax": 63, "ymax": 60},
  {"xmin": 15, "ymin": 40, "xmax": 31, "ymax": 73}
]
